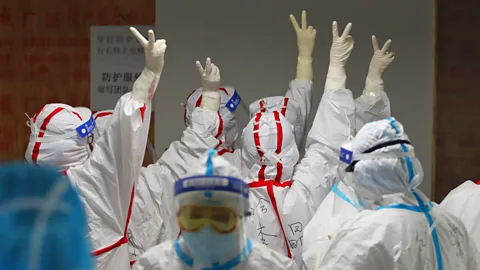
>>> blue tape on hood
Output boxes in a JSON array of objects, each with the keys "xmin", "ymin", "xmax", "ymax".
[
  {"xmin": 76, "ymin": 115, "xmax": 96, "ymax": 138},
  {"xmin": 226, "ymin": 91, "xmax": 241, "ymax": 112}
]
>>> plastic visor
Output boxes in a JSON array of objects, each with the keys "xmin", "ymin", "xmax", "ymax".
[{"xmin": 339, "ymin": 141, "xmax": 415, "ymax": 165}]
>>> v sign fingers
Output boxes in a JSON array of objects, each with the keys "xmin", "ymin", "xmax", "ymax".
[
  {"xmin": 329, "ymin": 21, "xmax": 355, "ymax": 66},
  {"xmin": 130, "ymin": 27, "xmax": 148, "ymax": 47},
  {"xmin": 131, "ymin": 28, "xmax": 166, "ymax": 74}
]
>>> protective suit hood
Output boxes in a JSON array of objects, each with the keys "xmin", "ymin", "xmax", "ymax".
[
  {"xmin": 349, "ymin": 117, "xmax": 423, "ymax": 199},
  {"xmin": 25, "ymin": 104, "xmax": 95, "ymax": 171},
  {"xmin": 241, "ymin": 111, "xmax": 299, "ymax": 182},
  {"xmin": 0, "ymin": 163, "xmax": 93, "ymax": 270},
  {"xmin": 249, "ymin": 96, "xmax": 303, "ymax": 148},
  {"xmin": 184, "ymin": 86, "xmax": 241, "ymax": 150}
]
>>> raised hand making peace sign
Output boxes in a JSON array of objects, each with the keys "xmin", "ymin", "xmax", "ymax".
[{"xmin": 130, "ymin": 27, "xmax": 167, "ymax": 75}]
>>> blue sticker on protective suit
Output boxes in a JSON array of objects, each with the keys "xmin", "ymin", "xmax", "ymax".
[
  {"xmin": 226, "ymin": 91, "xmax": 241, "ymax": 112},
  {"xmin": 339, "ymin": 147, "xmax": 353, "ymax": 164},
  {"xmin": 76, "ymin": 115, "xmax": 96, "ymax": 138}
]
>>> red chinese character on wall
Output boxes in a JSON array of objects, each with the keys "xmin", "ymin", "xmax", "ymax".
[{"xmin": 0, "ymin": 6, "xmax": 14, "ymax": 26}]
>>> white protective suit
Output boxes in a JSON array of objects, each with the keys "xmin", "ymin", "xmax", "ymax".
[
  {"xmin": 93, "ymin": 105, "xmax": 226, "ymax": 263},
  {"xmin": 184, "ymin": 86, "xmax": 241, "ymax": 153},
  {"xmin": 315, "ymin": 118, "xmax": 479, "ymax": 270},
  {"xmin": 132, "ymin": 149, "xmax": 298, "ymax": 270},
  {"xmin": 24, "ymin": 27, "xmax": 165, "ymax": 270},
  {"xmin": 302, "ymin": 33, "xmax": 394, "ymax": 269},
  {"xmin": 440, "ymin": 180, "xmax": 480, "ymax": 251}
]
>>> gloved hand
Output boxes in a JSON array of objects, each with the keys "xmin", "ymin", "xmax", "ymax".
[
  {"xmin": 325, "ymin": 21, "xmax": 354, "ymax": 89},
  {"xmin": 131, "ymin": 27, "xmax": 166, "ymax": 74},
  {"xmin": 196, "ymin": 57, "xmax": 221, "ymax": 111},
  {"xmin": 130, "ymin": 27, "xmax": 167, "ymax": 103},
  {"xmin": 364, "ymin": 36, "xmax": 395, "ymax": 94},
  {"xmin": 290, "ymin": 10, "xmax": 317, "ymax": 80}
]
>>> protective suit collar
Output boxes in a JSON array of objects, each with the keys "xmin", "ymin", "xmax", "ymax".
[
  {"xmin": 25, "ymin": 104, "xmax": 95, "ymax": 171},
  {"xmin": 241, "ymin": 111, "xmax": 299, "ymax": 183},
  {"xmin": 174, "ymin": 236, "xmax": 253, "ymax": 269},
  {"xmin": 249, "ymin": 96, "xmax": 304, "ymax": 148}
]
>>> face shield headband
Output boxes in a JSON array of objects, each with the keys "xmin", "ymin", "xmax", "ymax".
[{"xmin": 340, "ymin": 139, "xmax": 415, "ymax": 171}]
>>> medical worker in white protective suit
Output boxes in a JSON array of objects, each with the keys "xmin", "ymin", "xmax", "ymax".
[
  {"xmin": 133, "ymin": 148, "xmax": 299, "ymax": 270},
  {"xmin": 127, "ymin": 10, "xmax": 316, "ymax": 263},
  {"xmin": 302, "ymin": 33, "xmax": 395, "ymax": 269},
  {"xmin": 314, "ymin": 118, "xmax": 479, "ymax": 270},
  {"xmin": 440, "ymin": 180, "xmax": 480, "ymax": 251},
  {"xmin": 0, "ymin": 163, "xmax": 93, "ymax": 270},
  {"xmin": 24, "ymin": 27, "xmax": 166, "ymax": 270}
]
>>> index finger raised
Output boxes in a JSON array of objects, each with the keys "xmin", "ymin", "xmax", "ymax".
[
  {"xmin": 130, "ymin": 27, "xmax": 148, "ymax": 47},
  {"xmin": 289, "ymin": 14, "xmax": 300, "ymax": 31}
]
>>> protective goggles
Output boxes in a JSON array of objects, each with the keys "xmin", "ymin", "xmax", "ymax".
[
  {"xmin": 177, "ymin": 205, "xmax": 239, "ymax": 234},
  {"xmin": 340, "ymin": 139, "xmax": 414, "ymax": 172}
]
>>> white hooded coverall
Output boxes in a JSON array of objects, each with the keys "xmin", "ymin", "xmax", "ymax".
[
  {"xmin": 315, "ymin": 118, "xmax": 479, "ymax": 270},
  {"xmin": 25, "ymin": 70, "xmax": 156, "ymax": 270},
  {"xmin": 132, "ymin": 149, "xmax": 299, "ymax": 270},
  {"xmin": 302, "ymin": 90, "xmax": 391, "ymax": 269}
]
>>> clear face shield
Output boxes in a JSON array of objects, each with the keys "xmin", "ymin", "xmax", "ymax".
[{"xmin": 174, "ymin": 175, "xmax": 251, "ymax": 267}]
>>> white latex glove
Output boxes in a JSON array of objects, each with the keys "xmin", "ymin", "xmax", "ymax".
[
  {"xmin": 196, "ymin": 57, "xmax": 221, "ymax": 111},
  {"xmin": 364, "ymin": 36, "xmax": 395, "ymax": 94},
  {"xmin": 129, "ymin": 28, "xmax": 166, "ymax": 103},
  {"xmin": 130, "ymin": 27, "xmax": 166, "ymax": 75},
  {"xmin": 290, "ymin": 10, "xmax": 317, "ymax": 80},
  {"xmin": 325, "ymin": 21, "xmax": 354, "ymax": 89}
]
